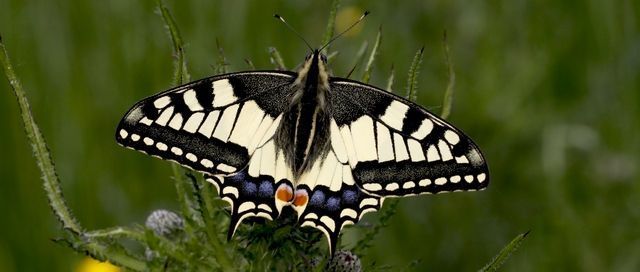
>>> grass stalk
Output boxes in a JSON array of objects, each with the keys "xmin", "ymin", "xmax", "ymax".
[
  {"xmin": 362, "ymin": 26, "xmax": 382, "ymax": 83},
  {"xmin": 405, "ymin": 46, "xmax": 424, "ymax": 102},
  {"xmin": 0, "ymin": 37, "xmax": 82, "ymax": 234},
  {"xmin": 440, "ymin": 31, "xmax": 456, "ymax": 119},
  {"xmin": 480, "ymin": 231, "xmax": 530, "ymax": 272}
]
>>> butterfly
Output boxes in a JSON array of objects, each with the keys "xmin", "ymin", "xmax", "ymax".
[{"xmin": 115, "ymin": 18, "xmax": 489, "ymax": 255}]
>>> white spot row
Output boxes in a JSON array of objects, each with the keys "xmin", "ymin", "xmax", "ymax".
[
  {"xmin": 118, "ymin": 129, "xmax": 236, "ymax": 173},
  {"xmin": 361, "ymin": 172, "xmax": 487, "ymax": 193}
]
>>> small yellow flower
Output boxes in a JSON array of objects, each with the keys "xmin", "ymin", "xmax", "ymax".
[{"xmin": 75, "ymin": 257, "xmax": 120, "ymax": 272}]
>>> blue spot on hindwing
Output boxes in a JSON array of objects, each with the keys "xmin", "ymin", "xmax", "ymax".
[
  {"xmin": 342, "ymin": 190, "xmax": 357, "ymax": 205},
  {"xmin": 242, "ymin": 181, "xmax": 257, "ymax": 195},
  {"xmin": 258, "ymin": 180, "xmax": 273, "ymax": 198},
  {"xmin": 326, "ymin": 197, "xmax": 341, "ymax": 211},
  {"xmin": 310, "ymin": 190, "xmax": 326, "ymax": 207}
]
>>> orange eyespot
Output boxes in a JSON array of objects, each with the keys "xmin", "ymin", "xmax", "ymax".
[
  {"xmin": 276, "ymin": 184, "xmax": 294, "ymax": 202},
  {"xmin": 293, "ymin": 190, "xmax": 308, "ymax": 207}
]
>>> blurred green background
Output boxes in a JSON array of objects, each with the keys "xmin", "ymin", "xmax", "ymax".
[{"xmin": 1, "ymin": 0, "xmax": 639, "ymax": 271}]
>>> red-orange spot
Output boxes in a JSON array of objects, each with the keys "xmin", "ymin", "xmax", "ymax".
[
  {"xmin": 293, "ymin": 190, "xmax": 308, "ymax": 207},
  {"xmin": 276, "ymin": 184, "xmax": 293, "ymax": 202}
]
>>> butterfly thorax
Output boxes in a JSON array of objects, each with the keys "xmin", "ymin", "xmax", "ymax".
[{"xmin": 275, "ymin": 50, "xmax": 331, "ymax": 179}]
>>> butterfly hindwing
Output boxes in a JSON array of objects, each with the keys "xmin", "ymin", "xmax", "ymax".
[
  {"xmin": 116, "ymin": 71, "xmax": 295, "ymax": 175},
  {"xmin": 328, "ymin": 79, "xmax": 490, "ymax": 197},
  {"xmin": 207, "ymin": 137, "xmax": 295, "ymax": 239},
  {"xmin": 296, "ymin": 150, "xmax": 382, "ymax": 254}
]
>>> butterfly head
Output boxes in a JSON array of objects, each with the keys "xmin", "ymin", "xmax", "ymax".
[
  {"xmin": 295, "ymin": 49, "xmax": 330, "ymax": 90},
  {"xmin": 304, "ymin": 49, "xmax": 328, "ymax": 64}
]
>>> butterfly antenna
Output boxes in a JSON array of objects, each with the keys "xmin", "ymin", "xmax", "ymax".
[
  {"xmin": 319, "ymin": 11, "xmax": 370, "ymax": 52},
  {"xmin": 274, "ymin": 14, "xmax": 313, "ymax": 52}
]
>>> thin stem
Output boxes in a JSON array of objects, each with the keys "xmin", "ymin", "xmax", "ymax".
[
  {"xmin": 480, "ymin": 231, "xmax": 530, "ymax": 272},
  {"xmin": 362, "ymin": 26, "xmax": 382, "ymax": 84},
  {"xmin": 0, "ymin": 35, "xmax": 82, "ymax": 234},
  {"xmin": 405, "ymin": 46, "xmax": 424, "ymax": 102},
  {"xmin": 320, "ymin": 0, "xmax": 341, "ymax": 53},
  {"xmin": 440, "ymin": 31, "xmax": 456, "ymax": 119}
]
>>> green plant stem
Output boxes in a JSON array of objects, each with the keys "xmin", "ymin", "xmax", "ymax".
[
  {"xmin": 405, "ymin": 46, "xmax": 424, "ymax": 102},
  {"xmin": 440, "ymin": 31, "xmax": 455, "ymax": 119},
  {"xmin": 2, "ymin": 35, "xmax": 148, "ymax": 271},
  {"xmin": 346, "ymin": 40, "xmax": 368, "ymax": 78},
  {"xmin": 321, "ymin": 0, "xmax": 341, "ymax": 53},
  {"xmin": 0, "ymin": 36, "xmax": 82, "ymax": 234},
  {"xmin": 480, "ymin": 231, "xmax": 530, "ymax": 272},
  {"xmin": 84, "ymin": 226, "xmax": 146, "ymax": 241},
  {"xmin": 156, "ymin": 0, "xmax": 190, "ymax": 84},
  {"xmin": 362, "ymin": 26, "xmax": 382, "ymax": 84},
  {"xmin": 82, "ymin": 240, "xmax": 148, "ymax": 271},
  {"xmin": 269, "ymin": 47, "xmax": 286, "ymax": 70},
  {"xmin": 386, "ymin": 64, "xmax": 395, "ymax": 93}
]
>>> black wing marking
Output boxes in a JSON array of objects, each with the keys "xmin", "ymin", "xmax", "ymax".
[
  {"xmin": 328, "ymin": 79, "xmax": 489, "ymax": 197},
  {"xmin": 116, "ymin": 71, "xmax": 295, "ymax": 175},
  {"xmin": 206, "ymin": 138, "xmax": 295, "ymax": 239},
  {"xmin": 295, "ymin": 150, "xmax": 382, "ymax": 254}
]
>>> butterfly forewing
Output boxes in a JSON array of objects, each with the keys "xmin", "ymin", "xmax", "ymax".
[
  {"xmin": 116, "ymin": 71, "xmax": 295, "ymax": 175},
  {"xmin": 328, "ymin": 79, "xmax": 489, "ymax": 196}
]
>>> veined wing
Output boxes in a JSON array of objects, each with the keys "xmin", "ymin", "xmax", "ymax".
[
  {"xmin": 328, "ymin": 78, "xmax": 489, "ymax": 197},
  {"xmin": 116, "ymin": 71, "xmax": 295, "ymax": 175},
  {"xmin": 294, "ymin": 149, "xmax": 382, "ymax": 254}
]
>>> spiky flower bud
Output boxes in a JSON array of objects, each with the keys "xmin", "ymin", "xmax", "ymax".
[
  {"xmin": 327, "ymin": 250, "xmax": 362, "ymax": 272},
  {"xmin": 145, "ymin": 209, "xmax": 184, "ymax": 238}
]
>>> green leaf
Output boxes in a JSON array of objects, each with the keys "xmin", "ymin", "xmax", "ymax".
[
  {"xmin": 321, "ymin": 0, "xmax": 341, "ymax": 53},
  {"xmin": 386, "ymin": 64, "xmax": 395, "ymax": 93},
  {"xmin": 405, "ymin": 46, "xmax": 424, "ymax": 102},
  {"xmin": 269, "ymin": 46, "xmax": 287, "ymax": 70},
  {"xmin": 346, "ymin": 40, "xmax": 368, "ymax": 79},
  {"xmin": 480, "ymin": 231, "xmax": 530, "ymax": 272},
  {"xmin": 362, "ymin": 26, "xmax": 382, "ymax": 83},
  {"xmin": 440, "ymin": 31, "xmax": 456, "ymax": 119},
  {"xmin": 155, "ymin": 0, "xmax": 190, "ymax": 85},
  {"xmin": 214, "ymin": 38, "xmax": 230, "ymax": 74},
  {"xmin": 1, "ymin": 35, "xmax": 82, "ymax": 235}
]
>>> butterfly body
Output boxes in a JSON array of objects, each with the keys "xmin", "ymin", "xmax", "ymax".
[{"xmin": 116, "ymin": 48, "xmax": 489, "ymax": 254}]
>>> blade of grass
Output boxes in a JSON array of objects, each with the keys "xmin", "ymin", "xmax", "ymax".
[
  {"xmin": 346, "ymin": 40, "xmax": 368, "ymax": 79},
  {"xmin": 84, "ymin": 226, "xmax": 146, "ymax": 241},
  {"xmin": 362, "ymin": 26, "xmax": 382, "ymax": 83},
  {"xmin": 440, "ymin": 31, "xmax": 455, "ymax": 119},
  {"xmin": 214, "ymin": 38, "xmax": 230, "ymax": 74},
  {"xmin": 245, "ymin": 58, "xmax": 256, "ymax": 70},
  {"xmin": 405, "ymin": 46, "xmax": 424, "ymax": 102},
  {"xmin": 156, "ymin": 0, "xmax": 190, "ymax": 84},
  {"xmin": 269, "ymin": 46, "xmax": 286, "ymax": 70},
  {"xmin": 480, "ymin": 231, "xmax": 530, "ymax": 272},
  {"xmin": 321, "ymin": 0, "xmax": 341, "ymax": 53},
  {"xmin": 1, "ymin": 36, "xmax": 82, "ymax": 234},
  {"xmin": 386, "ymin": 64, "xmax": 395, "ymax": 93}
]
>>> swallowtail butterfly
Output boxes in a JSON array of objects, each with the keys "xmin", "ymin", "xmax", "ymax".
[{"xmin": 116, "ymin": 17, "xmax": 489, "ymax": 254}]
